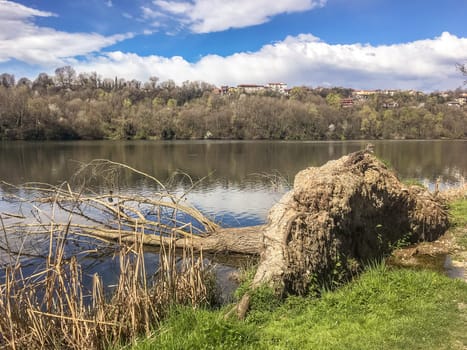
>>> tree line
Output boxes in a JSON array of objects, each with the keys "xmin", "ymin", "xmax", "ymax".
[{"xmin": 0, "ymin": 66, "xmax": 466, "ymax": 141}]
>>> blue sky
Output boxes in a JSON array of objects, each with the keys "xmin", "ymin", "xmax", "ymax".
[{"xmin": 1, "ymin": 0, "xmax": 467, "ymax": 91}]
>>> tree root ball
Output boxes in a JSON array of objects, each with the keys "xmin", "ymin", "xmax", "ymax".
[{"xmin": 250, "ymin": 149, "xmax": 449, "ymax": 298}]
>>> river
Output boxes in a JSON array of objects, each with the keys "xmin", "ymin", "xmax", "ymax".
[{"xmin": 0, "ymin": 140, "xmax": 465, "ymax": 297}]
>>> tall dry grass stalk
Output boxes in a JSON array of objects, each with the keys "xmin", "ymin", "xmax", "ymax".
[{"xmin": 440, "ymin": 178, "xmax": 466, "ymax": 201}]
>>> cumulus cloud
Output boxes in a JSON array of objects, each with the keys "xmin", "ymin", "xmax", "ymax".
[
  {"xmin": 148, "ymin": 0, "xmax": 327, "ymax": 33},
  {"xmin": 0, "ymin": 0, "xmax": 132, "ymax": 66},
  {"xmin": 73, "ymin": 32, "xmax": 467, "ymax": 91}
]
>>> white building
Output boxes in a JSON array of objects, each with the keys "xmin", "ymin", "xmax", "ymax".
[{"xmin": 267, "ymin": 82, "xmax": 288, "ymax": 94}]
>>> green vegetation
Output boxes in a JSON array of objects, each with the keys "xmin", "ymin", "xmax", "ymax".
[
  {"xmin": 402, "ymin": 178, "xmax": 425, "ymax": 187},
  {"xmin": 132, "ymin": 264, "xmax": 467, "ymax": 350},
  {"xmin": 450, "ymin": 198, "xmax": 467, "ymax": 228},
  {"xmin": 0, "ymin": 68, "xmax": 466, "ymax": 141},
  {"xmin": 130, "ymin": 307, "xmax": 258, "ymax": 350},
  {"xmin": 449, "ymin": 198, "xmax": 467, "ymax": 249}
]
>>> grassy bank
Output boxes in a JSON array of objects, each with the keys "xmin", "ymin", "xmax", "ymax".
[
  {"xmin": 132, "ymin": 198, "xmax": 467, "ymax": 350},
  {"xmin": 132, "ymin": 264, "xmax": 467, "ymax": 350}
]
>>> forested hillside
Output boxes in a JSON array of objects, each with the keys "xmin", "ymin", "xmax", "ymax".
[{"xmin": 1, "ymin": 67, "xmax": 466, "ymax": 140}]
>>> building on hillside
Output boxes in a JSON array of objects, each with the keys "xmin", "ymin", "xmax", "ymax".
[
  {"xmin": 383, "ymin": 89, "xmax": 400, "ymax": 96},
  {"xmin": 382, "ymin": 101, "xmax": 399, "ymax": 108},
  {"xmin": 446, "ymin": 101, "xmax": 462, "ymax": 108},
  {"xmin": 237, "ymin": 84, "xmax": 266, "ymax": 94},
  {"xmin": 340, "ymin": 98, "xmax": 354, "ymax": 108},
  {"xmin": 408, "ymin": 90, "xmax": 424, "ymax": 96},
  {"xmin": 353, "ymin": 90, "xmax": 377, "ymax": 100},
  {"xmin": 268, "ymin": 82, "xmax": 288, "ymax": 94}
]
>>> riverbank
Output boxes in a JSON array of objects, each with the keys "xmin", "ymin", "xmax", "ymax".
[
  {"xmin": 389, "ymin": 198, "xmax": 467, "ymax": 282},
  {"xmin": 130, "ymin": 197, "xmax": 467, "ymax": 350}
]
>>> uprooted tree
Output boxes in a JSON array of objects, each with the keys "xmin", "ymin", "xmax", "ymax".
[
  {"xmin": 233, "ymin": 148, "xmax": 449, "ymax": 317},
  {"xmin": 1, "ymin": 149, "xmax": 449, "ymax": 317}
]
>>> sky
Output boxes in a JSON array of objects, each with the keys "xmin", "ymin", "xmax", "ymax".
[{"xmin": 1, "ymin": 0, "xmax": 467, "ymax": 91}]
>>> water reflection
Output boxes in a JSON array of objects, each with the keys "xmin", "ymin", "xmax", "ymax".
[
  {"xmin": 1, "ymin": 140, "xmax": 465, "ymax": 248},
  {"xmin": 1, "ymin": 140, "xmax": 465, "ymax": 187},
  {"xmin": 1, "ymin": 140, "xmax": 466, "ymax": 226},
  {"xmin": 1, "ymin": 140, "xmax": 465, "ymax": 295}
]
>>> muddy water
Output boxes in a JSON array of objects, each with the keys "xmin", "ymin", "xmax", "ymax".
[{"xmin": 444, "ymin": 255, "xmax": 467, "ymax": 280}]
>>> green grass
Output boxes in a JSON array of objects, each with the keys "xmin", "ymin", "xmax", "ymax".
[
  {"xmin": 131, "ymin": 263, "xmax": 467, "ymax": 350},
  {"xmin": 129, "ymin": 307, "xmax": 258, "ymax": 350},
  {"xmin": 449, "ymin": 198, "xmax": 467, "ymax": 249},
  {"xmin": 259, "ymin": 265, "xmax": 466, "ymax": 350},
  {"xmin": 450, "ymin": 198, "xmax": 467, "ymax": 228},
  {"xmin": 402, "ymin": 178, "xmax": 425, "ymax": 188}
]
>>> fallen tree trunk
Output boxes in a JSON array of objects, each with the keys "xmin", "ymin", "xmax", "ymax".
[{"xmin": 87, "ymin": 225, "xmax": 263, "ymax": 255}]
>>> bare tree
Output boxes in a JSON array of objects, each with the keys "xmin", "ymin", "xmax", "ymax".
[
  {"xmin": 33, "ymin": 72, "xmax": 54, "ymax": 92},
  {"xmin": 0, "ymin": 73, "xmax": 15, "ymax": 88},
  {"xmin": 16, "ymin": 77, "xmax": 32, "ymax": 88},
  {"xmin": 457, "ymin": 62, "xmax": 467, "ymax": 84},
  {"xmin": 54, "ymin": 65, "xmax": 76, "ymax": 89}
]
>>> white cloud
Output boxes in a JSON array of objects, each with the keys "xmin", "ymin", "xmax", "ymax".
[
  {"xmin": 150, "ymin": 0, "xmax": 327, "ymax": 33},
  {"xmin": 0, "ymin": 0, "xmax": 55, "ymax": 19},
  {"xmin": 0, "ymin": 0, "xmax": 132, "ymax": 66},
  {"xmin": 73, "ymin": 32, "xmax": 467, "ymax": 91},
  {"xmin": 141, "ymin": 6, "xmax": 162, "ymax": 19}
]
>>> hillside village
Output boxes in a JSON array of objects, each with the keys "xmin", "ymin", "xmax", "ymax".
[{"xmin": 214, "ymin": 82, "xmax": 467, "ymax": 109}]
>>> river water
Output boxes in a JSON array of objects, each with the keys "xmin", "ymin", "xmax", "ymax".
[{"xmin": 0, "ymin": 140, "xmax": 466, "ymax": 296}]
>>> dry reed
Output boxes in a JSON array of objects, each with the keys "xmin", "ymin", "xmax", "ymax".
[
  {"xmin": 0, "ymin": 221, "xmax": 215, "ymax": 350},
  {"xmin": 0, "ymin": 160, "xmax": 218, "ymax": 349}
]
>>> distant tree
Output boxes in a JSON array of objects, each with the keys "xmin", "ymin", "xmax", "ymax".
[
  {"xmin": 101, "ymin": 78, "xmax": 115, "ymax": 91},
  {"xmin": 16, "ymin": 77, "xmax": 32, "ymax": 88},
  {"xmin": 359, "ymin": 105, "xmax": 381, "ymax": 138},
  {"xmin": 0, "ymin": 73, "xmax": 15, "ymax": 88},
  {"xmin": 160, "ymin": 79, "xmax": 176, "ymax": 91},
  {"xmin": 289, "ymin": 86, "xmax": 311, "ymax": 102},
  {"xmin": 146, "ymin": 76, "xmax": 159, "ymax": 90},
  {"xmin": 77, "ymin": 72, "xmax": 100, "ymax": 89},
  {"xmin": 54, "ymin": 66, "xmax": 76, "ymax": 88},
  {"xmin": 33, "ymin": 73, "xmax": 54, "ymax": 92},
  {"xmin": 0, "ymin": 66, "xmax": 465, "ymax": 141},
  {"xmin": 457, "ymin": 63, "xmax": 467, "ymax": 84},
  {"xmin": 325, "ymin": 93, "xmax": 341, "ymax": 109}
]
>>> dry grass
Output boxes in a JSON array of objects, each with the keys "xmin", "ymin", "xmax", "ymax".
[
  {"xmin": 0, "ymin": 226, "xmax": 215, "ymax": 349},
  {"xmin": 440, "ymin": 181, "xmax": 467, "ymax": 202},
  {"xmin": 0, "ymin": 160, "xmax": 218, "ymax": 349}
]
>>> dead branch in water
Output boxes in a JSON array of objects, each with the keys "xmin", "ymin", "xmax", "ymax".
[{"xmin": 0, "ymin": 159, "xmax": 263, "ymax": 258}]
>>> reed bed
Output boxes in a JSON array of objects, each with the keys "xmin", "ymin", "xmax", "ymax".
[
  {"xmin": 0, "ymin": 224, "xmax": 216, "ymax": 349},
  {"xmin": 0, "ymin": 160, "xmax": 218, "ymax": 349}
]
